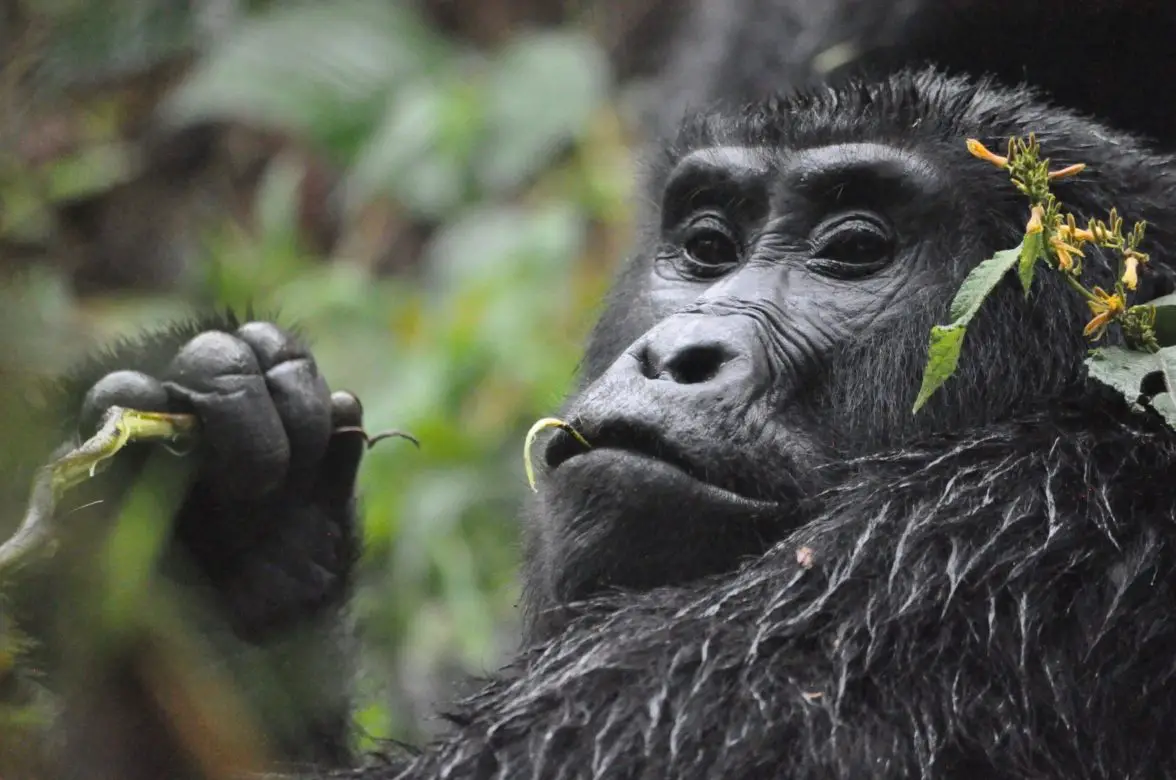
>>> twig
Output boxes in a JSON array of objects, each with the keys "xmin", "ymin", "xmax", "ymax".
[{"xmin": 0, "ymin": 407, "xmax": 197, "ymax": 577}]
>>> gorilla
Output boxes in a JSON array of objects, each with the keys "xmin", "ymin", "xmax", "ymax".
[{"xmin": 15, "ymin": 1, "xmax": 1176, "ymax": 779}]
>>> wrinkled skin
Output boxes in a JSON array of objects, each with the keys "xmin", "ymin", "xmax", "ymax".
[
  {"xmin": 19, "ymin": 1, "xmax": 1176, "ymax": 779},
  {"xmin": 528, "ymin": 141, "xmax": 964, "ymax": 616}
]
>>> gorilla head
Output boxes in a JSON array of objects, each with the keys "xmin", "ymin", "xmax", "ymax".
[{"xmin": 520, "ymin": 69, "xmax": 1176, "ymax": 634}]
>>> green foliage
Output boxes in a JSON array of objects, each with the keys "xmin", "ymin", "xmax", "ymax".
[
  {"xmin": 168, "ymin": 2, "xmax": 447, "ymax": 162},
  {"xmin": 912, "ymin": 245, "xmax": 1022, "ymax": 412},
  {"xmin": 168, "ymin": 2, "xmax": 610, "ymax": 220},
  {"xmin": 34, "ymin": 0, "xmax": 197, "ymax": 87},
  {"xmin": 1017, "ymin": 229, "xmax": 1044, "ymax": 295},
  {"xmin": 0, "ymin": 0, "xmax": 628, "ymax": 750},
  {"xmin": 915, "ymin": 136, "xmax": 1176, "ymax": 431},
  {"xmin": 1151, "ymin": 293, "xmax": 1176, "ymax": 345},
  {"xmin": 474, "ymin": 32, "xmax": 610, "ymax": 194},
  {"xmin": 1086, "ymin": 346, "xmax": 1176, "ymax": 427}
]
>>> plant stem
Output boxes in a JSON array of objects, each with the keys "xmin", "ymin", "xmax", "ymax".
[{"xmin": 1061, "ymin": 272, "xmax": 1099, "ymax": 303}]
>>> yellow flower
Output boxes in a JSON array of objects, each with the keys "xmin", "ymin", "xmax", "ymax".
[
  {"xmin": 966, "ymin": 139, "xmax": 1008, "ymax": 168},
  {"xmin": 1025, "ymin": 205, "xmax": 1044, "ymax": 235},
  {"xmin": 1083, "ymin": 286, "xmax": 1126, "ymax": 340},
  {"xmin": 1057, "ymin": 224, "xmax": 1095, "ymax": 246},
  {"xmin": 1050, "ymin": 238, "xmax": 1080, "ymax": 271},
  {"xmin": 1122, "ymin": 256, "xmax": 1140, "ymax": 290},
  {"xmin": 1047, "ymin": 162, "xmax": 1086, "ymax": 180}
]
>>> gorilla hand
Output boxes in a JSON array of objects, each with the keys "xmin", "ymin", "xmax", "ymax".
[{"xmin": 76, "ymin": 321, "xmax": 365, "ymax": 641}]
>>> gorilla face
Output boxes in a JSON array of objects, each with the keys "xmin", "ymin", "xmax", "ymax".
[
  {"xmin": 524, "ymin": 112, "xmax": 988, "ymax": 615},
  {"xmin": 521, "ymin": 72, "xmax": 1134, "ymax": 625}
]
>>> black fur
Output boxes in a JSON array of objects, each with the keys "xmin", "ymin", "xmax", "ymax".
[
  {"xmin": 400, "ymin": 409, "xmax": 1176, "ymax": 779},
  {"xmin": 656, "ymin": 0, "xmax": 1176, "ymax": 148}
]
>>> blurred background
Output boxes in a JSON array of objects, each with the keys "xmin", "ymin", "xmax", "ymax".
[{"xmin": 0, "ymin": 0, "xmax": 687, "ymax": 761}]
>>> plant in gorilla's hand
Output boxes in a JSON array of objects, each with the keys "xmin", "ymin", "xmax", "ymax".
[
  {"xmin": 0, "ymin": 407, "xmax": 197, "ymax": 577},
  {"xmin": 0, "ymin": 400, "xmax": 415, "ymax": 579},
  {"xmin": 915, "ymin": 136, "xmax": 1176, "ymax": 428}
]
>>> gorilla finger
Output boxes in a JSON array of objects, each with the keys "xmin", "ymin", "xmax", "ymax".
[
  {"xmin": 235, "ymin": 321, "xmax": 306, "ymax": 371},
  {"xmin": 312, "ymin": 391, "xmax": 368, "ymax": 507},
  {"xmin": 262, "ymin": 359, "xmax": 332, "ymax": 478},
  {"xmin": 79, "ymin": 370, "xmax": 170, "ymax": 437},
  {"xmin": 164, "ymin": 332, "xmax": 290, "ymax": 500},
  {"xmin": 236, "ymin": 322, "xmax": 332, "ymax": 478},
  {"xmin": 330, "ymin": 390, "xmax": 363, "ymax": 430}
]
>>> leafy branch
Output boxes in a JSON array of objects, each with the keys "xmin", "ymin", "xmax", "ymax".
[
  {"xmin": 0, "ymin": 408, "xmax": 197, "ymax": 578},
  {"xmin": 913, "ymin": 136, "xmax": 1176, "ymax": 428}
]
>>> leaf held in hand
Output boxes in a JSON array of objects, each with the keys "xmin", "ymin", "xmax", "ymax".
[{"xmin": 0, "ymin": 407, "xmax": 197, "ymax": 578}]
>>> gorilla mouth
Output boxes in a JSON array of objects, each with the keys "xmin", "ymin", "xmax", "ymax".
[{"xmin": 543, "ymin": 422, "xmax": 781, "ymax": 510}]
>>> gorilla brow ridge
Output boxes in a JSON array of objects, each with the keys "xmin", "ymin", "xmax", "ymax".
[{"xmin": 656, "ymin": 67, "xmax": 1168, "ymax": 208}]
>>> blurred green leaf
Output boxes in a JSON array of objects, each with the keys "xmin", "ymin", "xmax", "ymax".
[
  {"xmin": 43, "ymin": 143, "xmax": 134, "ymax": 202},
  {"xmin": 37, "ymin": 0, "xmax": 196, "ymax": 88},
  {"xmin": 167, "ymin": 1, "xmax": 447, "ymax": 161},
  {"xmin": 255, "ymin": 153, "xmax": 306, "ymax": 249},
  {"xmin": 0, "ymin": 177, "xmax": 55, "ymax": 245},
  {"xmin": 346, "ymin": 80, "xmax": 479, "ymax": 219},
  {"xmin": 425, "ymin": 202, "xmax": 583, "ymax": 288},
  {"xmin": 475, "ymin": 31, "xmax": 610, "ymax": 193}
]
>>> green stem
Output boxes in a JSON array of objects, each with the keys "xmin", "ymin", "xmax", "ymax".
[{"xmin": 1061, "ymin": 272, "xmax": 1099, "ymax": 303}]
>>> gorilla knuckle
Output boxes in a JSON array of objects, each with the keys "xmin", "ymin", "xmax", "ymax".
[
  {"xmin": 79, "ymin": 370, "xmax": 169, "ymax": 437},
  {"xmin": 167, "ymin": 330, "xmax": 262, "ymax": 388},
  {"xmin": 236, "ymin": 321, "xmax": 311, "ymax": 371}
]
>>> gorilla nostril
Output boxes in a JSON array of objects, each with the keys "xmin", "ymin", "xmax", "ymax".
[{"xmin": 661, "ymin": 344, "xmax": 731, "ymax": 385}]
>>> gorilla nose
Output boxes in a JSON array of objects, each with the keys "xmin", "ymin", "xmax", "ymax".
[
  {"xmin": 639, "ymin": 340, "xmax": 735, "ymax": 384},
  {"xmin": 632, "ymin": 315, "xmax": 758, "ymax": 391}
]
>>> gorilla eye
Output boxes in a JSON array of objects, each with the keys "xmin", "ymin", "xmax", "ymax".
[
  {"xmin": 681, "ymin": 216, "xmax": 741, "ymax": 277},
  {"xmin": 807, "ymin": 214, "xmax": 894, "ymax": 280}
]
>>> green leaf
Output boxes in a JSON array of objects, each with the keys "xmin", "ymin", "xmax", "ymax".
[
  {"xmin": 474, "ymin": 31, "xmax": 610, "ymax": 194},
  {"xmin": 912, "ymin": 325, "xmax": 967, "ymax": 412},
  {"xmin": 948, "ymin": 245, "xmax": 1023, "ymax": 323},
  {"xmin": 1085, "ymin": 346, "xmax": 1161, "ymax": 405},
  {"xmin": 1017, "ymin": 231, "xmax": 1043, "ymax": 296},
  {"xmin": 44, "ymin": 143, "xmax": 133, "ymax": 202},
  {"xmin": 165, "ymin": 2, "xmax": 444, "ymax": 161},
  {"xmin": 1148, "ymin": 292, "xmax": 1176, "ymax": 347},
  {"xmin": 1085, "ymin": 345, "xmax": 1176, "ymax": 431},
  {"xmin": 424, "ymin": 203, "xmax": 583, "ymax": 289},
  {"xmin": 1159, "ymin": 346, "xmax": 1176, "ymax": 409},
  {"xmin": 913, "ymin": 244, "xmax": 1021, "ymax": 412},
  {"xmin": 1153, "ymin": 393, "xmax": 1176, "ymax": 428},
  {"xmin": 37, "ymin": 0, "xmax": 196, "ymax": 90},
  {"xmin": 345, "ymin": 80, "xmax": 475, "ymax": 219},
  {"xmin": 255, "ymin": 153, "xmax": 305, "ymax": 246}
]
